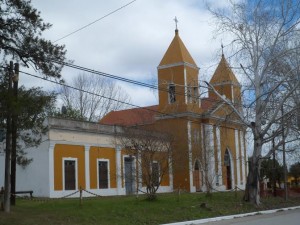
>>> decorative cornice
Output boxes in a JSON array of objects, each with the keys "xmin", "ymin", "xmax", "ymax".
[{"xmin": 157, "ymin": 62, "xmax": 199, "ymax": 70}]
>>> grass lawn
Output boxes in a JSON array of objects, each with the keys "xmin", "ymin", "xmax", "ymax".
[{"xmin": 1, "ymin": 191, "xmax": 300, "ymax": 225}]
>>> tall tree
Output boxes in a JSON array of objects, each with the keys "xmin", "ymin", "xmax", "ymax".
[
  {"xmin": 0, "ymin": 0, "xmax": 66, "ymax": 77},
  {"xmin": 1, "ymin": 0, "xmax": 67, "ymax": 212},
  {"xmin": 209, "ymin": 0, "xmax": 300, "ymax": 204},
  {"xmin": 0, "ymin": 70, "xmax": 56, "ymax": 206},
  {"xmin": 58, "ymin": 73, "xmax": 131, "ymax": 121}
]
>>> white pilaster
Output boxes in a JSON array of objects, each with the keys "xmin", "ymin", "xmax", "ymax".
[
  {"xmin": 240, "ymin": 130, "xmax": 246, "ymax": 186},
  {"xmin": 137, "ymin": 152, "xmax": 142, "ymax": 192},
  {"xmin": 216, "ymin": 126, "xmax": 222, "ymax": 186},
  {"xmin": 204, "ymin": 124, "xmax": 215, "ymax": 181},
  {"xmin": 235, "ymin": 130, "xmax": 241, "ymax": 187},
  {"xmin": 115, "ymin": 146, "xmax": 122, "ymax": 195},
  {"xmin": 49, "ymin": 141, "xmax": 55, "ymax": 198},
  {"xmin": 84, "ymin": 145, "xmax": 91, "ymax": 190},
  {"xmin": 187, "ymin": 121, "xmax": 194, "ymax": 192},
  {"xmin": 168, "ymin": 154, "xmax": 173, "ymax": 190}
]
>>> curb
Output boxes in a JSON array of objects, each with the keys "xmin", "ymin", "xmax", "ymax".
[{"xmin": 161, "ymin": 206, "xmax": 300, "ymax": 225}]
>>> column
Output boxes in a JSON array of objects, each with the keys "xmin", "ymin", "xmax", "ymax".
[
  {"xmin": 84, "ymin": 145, "xmax": 91, "ymax": 190},
  {"xmin": 48, "ymin": 141, "xmax": 55, "ymax": 198},
  {"xmin": 187, "ymin": 121, "xmax": 194, "ymax": 192},
  {"xmin": 216, "ymin": 126, "xmax": 222, "ymax": 186},
  {"xmin": 137, "ymin": 152, "xmax": 142, "ymax": 191},
  {"xmin": 235, "ymin": 130, "xmax": 241, "ymax": 187},
  {"xmin": 240, "ymin": 130, "xmax": 246, "ymax": 186},
  {"xmin": 115, "ymin": 145, "xmax": 122, "ymax": 195}
]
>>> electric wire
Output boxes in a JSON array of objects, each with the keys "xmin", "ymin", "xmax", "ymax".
[
  {"xmin": 54, "ymin": 0, "xmax": 137, "ymax": 43},
  {"xmin": 51, "ymin": 60, "xmax": 245, "ymax": 107},
  {"xmin": 18, "ymin": 70, "xmax": 249, "ymax": 134}
]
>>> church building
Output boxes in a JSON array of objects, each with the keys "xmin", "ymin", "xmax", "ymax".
[
  {"xmin": 0, "ymin": 28, "xmax": 247, "ymax": 198},
  {"xmin": 101, "ymin": 28, "xmax": 247, "ymax": 192}
]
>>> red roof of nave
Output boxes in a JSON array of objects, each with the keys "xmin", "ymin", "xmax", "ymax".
[
  {"xmin": 99, "ymin": 97, "xmax": 218, "ymax": 127},
  {"xmin": 100, "ymin": 105, "xmax": 158, "ymax": 126}
]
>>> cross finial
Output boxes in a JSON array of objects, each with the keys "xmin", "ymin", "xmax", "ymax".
[
  {"xmin": 174, "ymin": 16, "xmax": 178, "ymax": 30},
  {"xmin": 221, "ymin": 41, "xmax": 224, "ymax": 56}
]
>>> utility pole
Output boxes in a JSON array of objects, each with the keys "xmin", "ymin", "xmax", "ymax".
[
  {"xmin": 3, "ymin": 61, "xmax": 13, "ymax": 213},
  {"xmin": 272, "ymin": 133, "xmax": 276, "ymax": 197},
  {"xmin": 10, "ymin": 63, "xmax": 19, "ymax": 205},
  {"xmin": 282, "ymin": 105, "xmax": 288, "ymax": 201}
]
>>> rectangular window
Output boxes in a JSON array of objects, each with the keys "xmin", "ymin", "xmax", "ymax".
[
  {"xmin": 151, "ymin": 162, "xmax": 160, "ymax": 186},
  {"xmin": 98, "ymin": 161, "xmax": 109, "ymax": 189},
  {"xmin": 187, "ymin": 86, "xmax": 192, "ymax": 103},
  {"xmin": 168, "ymin": 83, "xmax": 176, "ymax": 103},
  {"xmin": 193, "ymin": 87, "xmax": 198, "ymax": 103},
  {"xmin": 64, "ymin": 160, "xmax": 76, "ymax": 190}
]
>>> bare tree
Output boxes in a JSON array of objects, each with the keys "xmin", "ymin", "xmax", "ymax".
[
  {"xmin": 209, "ymin": 0, "xmax": 300, "ymax": 204},
  {"xmin": 116, "ymin": 126, "xmax": 173, "ymax": 200},
  {"xmin": 58, "ymin": 73, "xmax": 131, "ymax": 121}
]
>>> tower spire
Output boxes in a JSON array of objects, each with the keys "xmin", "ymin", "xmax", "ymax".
[{"xmin": 174, "ymin": 16, "xmax": 179, "ymax": 33}]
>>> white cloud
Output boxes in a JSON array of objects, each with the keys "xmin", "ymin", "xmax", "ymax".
[{"xmin": 21, "ymin": 0, "xmax": 232, "ymax": 107}]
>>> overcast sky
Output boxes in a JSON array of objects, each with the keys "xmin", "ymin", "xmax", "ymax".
[{"xmin": 23, "ymin": 0, "xmax": 231, "ymax": 107}]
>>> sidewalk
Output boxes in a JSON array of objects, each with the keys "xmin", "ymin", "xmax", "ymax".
[{"xmin": 161, "ymin": 206, "xmax": 300, "ymax": 225}]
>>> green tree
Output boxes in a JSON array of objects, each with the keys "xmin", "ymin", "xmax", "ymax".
[
  {"xmin": 260, "ymin": 159, "xmax": 284, "ymax": 187},
  {"xmin": 48, "ymin": 105, "xmax": 86, "ymax": 121},
  {"xmin": 1, "ymin": 0, "xmax": 67, "ymax": 212},
  {"xmin": 0, "ymin": 0, "xmax": 66, "ymax": 77},
  {"xmin": 0, "ymin": 73, "xmax": 56, "ymax": 206},
  {"xmin": 289, "ymin": 162, "xmax": 300, "ymax": 186}
]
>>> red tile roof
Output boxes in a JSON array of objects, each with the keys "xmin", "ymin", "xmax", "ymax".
[
  {"xmin": 201, "ymin": 97, "xmax": 215, "ymax": 111},
  {"xmin": 100, "ymin": 105, "xmax": 158, "ymax": 126},
  {"xmin": 100, "ymin": 99, "xmax": 217, "ymax": 126}
]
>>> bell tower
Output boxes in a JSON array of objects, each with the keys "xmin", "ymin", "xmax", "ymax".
[
  {"xmin": 157, "ymin": 28, "xmax": 200, "ymax": 114},
  {"xmin": 209, "ymin": 54, "xmax": 241, "ymax": 105}
]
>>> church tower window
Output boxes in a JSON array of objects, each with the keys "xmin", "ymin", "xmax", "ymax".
[
  {"xmin": 193, "ymin": 87, "xmax": 198, "ymax": 103},
  {"xmin": 187, "ymin": 86, "xmax": 192, "ymax": 103},
  {"xmin": 168, "ymin": 83, "xmax": 176, "ymax": 103}
]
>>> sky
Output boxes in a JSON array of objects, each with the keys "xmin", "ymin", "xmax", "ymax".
[{"xmin": 22, "ymin": 0, "xmax": 232, "ymax": 107}]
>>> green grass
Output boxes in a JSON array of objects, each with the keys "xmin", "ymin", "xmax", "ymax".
[{"xmin": 1, "ymin": 191, "xmax": 300, "ymax": 225}]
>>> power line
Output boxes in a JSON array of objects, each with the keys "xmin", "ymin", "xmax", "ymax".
[
  {"xmin": 19, "ymin": 70, "xmax": 246, "ymax": 130},
  {"xmin": 54, "ymin": 0, "xmax": 137, "ymax": 43},
  {"xmin": 52, "ymin": 60, "xmax": 245, "ymax": 107}
]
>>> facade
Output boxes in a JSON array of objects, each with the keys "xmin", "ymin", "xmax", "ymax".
[
  {"xmin": 101, "ymin": 29, "xmax": 247, "ymax": 192},
  {"xmin": 0, "ymin": 28, "xmax": 247, "ymax": 197},
  {"xmin": 0, "ymin": 117, "xmax": 172, "ymax": 198}
]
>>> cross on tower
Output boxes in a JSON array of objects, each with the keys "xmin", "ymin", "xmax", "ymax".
[
  {"xmin": 221, "ymin": 42, "xmax": 224, "ymax": 55},
  {"xmin": 174, "ymin": 16, "xmax": 178, "ymax": 30}
]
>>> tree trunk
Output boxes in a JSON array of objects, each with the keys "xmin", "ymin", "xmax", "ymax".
[{"xmin": 244, "ymin": 156, "xmax": 260, "ymax": 205}]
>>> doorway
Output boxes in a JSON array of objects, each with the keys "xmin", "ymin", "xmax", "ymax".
[
  {"xmin": 224, "ymin": 149, "xmax": 232, "ymax": 190},
  {"xmin": 64, "ymin": 160, "xmax": 76, "ymax": 190},
  {"xmin": 194, "ymin": 160, "xmax": 202, "ymax": 192},
  {"xmin": 124, "ymin": 157, "xmax": 136, "ymax": 195}
]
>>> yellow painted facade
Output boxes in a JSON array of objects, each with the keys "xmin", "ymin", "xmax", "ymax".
[
  {"xmin": 48, "ymin": 29, "xmax": 247, "ymax": 198},
  {"xmin": 154, "ymin": 29, "xmax": 247, "ymax": 192},
  {"xmin": 54, "ymin": 144, "xmax": 86, "ymax": 191},
  {"xmin": 89, "ymin": 146, "xmax": 117, "ymax": 189}
]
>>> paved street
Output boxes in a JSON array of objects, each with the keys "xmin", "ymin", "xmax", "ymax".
[{"xmin": 201, "ymin": 208, "xmax": 300, "ymax": 225}]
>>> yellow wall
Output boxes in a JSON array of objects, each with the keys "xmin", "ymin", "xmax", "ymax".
[
  {"xmin": 158, "ymin": 65, "xmax": 200, "ymax": 114},
  {"xmin": 219, "ymin": 126, "xmax": 237, "ymax": 188},
  {"xmin": 89, "ymin": 146, "xmax": 117, "ymax": 189},
  {"xmin": 54, "ymin": 144, "xmax": 85, "ymax": 190}
]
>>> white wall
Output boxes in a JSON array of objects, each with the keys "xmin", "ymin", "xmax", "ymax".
[{"xmin": 15, "ymin": 139, "xmax": 50, "ymax": 197}]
